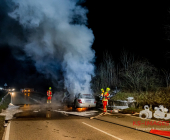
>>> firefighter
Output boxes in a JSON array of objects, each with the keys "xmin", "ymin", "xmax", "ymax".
[
  {"xmin": 101, "ymin": 87, "xmax": 110, "ymax": 114},
  {"xmin": 100, "ymin": 88, "xmax": 104, "ymax": 99},
  {"xmin": 47, "ymin": 87, "xmax": 52, "ymax": 103},
  {"xmin": 99, "ymin": 88, "xmax": 105, "ymax": 107}
]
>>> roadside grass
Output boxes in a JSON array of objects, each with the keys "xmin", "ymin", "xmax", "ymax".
[
  {"xmin": 111, "ymin": 92, "xmax": 137, "ymax": 101},
  {"xmin": 119, "ymin": 107, "xmax": 143, "ymax": 114},
  {"xmin": 110, "ymin": 89, "xmax": 170, "ymax": 123},
  {"xmin": 0, "ymin": 116, "xmax": 5, "ymax": 140},
  {"xmin": 0, "ymin": 94, "xmax": 11, "ymax": 113},
  {"xmin": 112, "ymin": 88, "xmax": 170, "ymax": 108},
  {"xmin": 0, "ymin": 93, "xmax": 11, "ymax": 140}
]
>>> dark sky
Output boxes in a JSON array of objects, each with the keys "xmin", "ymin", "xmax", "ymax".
[
  {"xmin": 86, "ymin": 1, "xmax": 170, "ymax": 68},
  {"xmin": 0, "ymin": 1, "xmax": 170, "ymax": 91}
]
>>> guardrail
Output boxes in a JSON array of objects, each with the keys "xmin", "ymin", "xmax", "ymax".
[{"xmin": 0, "ymin": 92, "xmax": 9, "ymax": 106}]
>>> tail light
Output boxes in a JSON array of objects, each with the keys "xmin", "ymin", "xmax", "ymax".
[
  {"xmin": 78, "ymin": 99, "xmax": 82, "ymax": 103},
  {"xmin": 94, "ymin": 100, "xmax": 96, "ymax": 103}
]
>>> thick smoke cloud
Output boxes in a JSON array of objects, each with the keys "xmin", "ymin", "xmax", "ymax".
[{"xmin": 7, "ymin": 0, "xmax": 95, "ymax": 95}]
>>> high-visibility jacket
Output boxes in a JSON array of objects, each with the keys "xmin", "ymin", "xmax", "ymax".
[
  {"xmin": 47, "ymin": 90, "xmax": 52, "ymax": 97},
  {"xmin": 101, "ymin": 92, "xmax": 109, "ymax": 101},
  {"xmin": 100, "ymin": 91, "xmax": 104, "ymax": 97}
]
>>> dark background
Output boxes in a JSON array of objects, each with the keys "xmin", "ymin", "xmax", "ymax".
[
  {"xmin": 86, "ymin": 1, "xmax": 170, "ymax": 67},
  {"xmin": 1, "ymin": 1, "xmax": 170, "ymax": 91}
]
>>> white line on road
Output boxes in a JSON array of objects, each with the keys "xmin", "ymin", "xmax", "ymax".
[
  {"xmin": 4, "ymin": 122, "xmax": 10, "ymax": 140},
  {"xmin": 82, "ymin": 122, "xmax": 123, "ymax": 140}
]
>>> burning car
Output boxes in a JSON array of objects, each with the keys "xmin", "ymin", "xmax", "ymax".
[{"xmin": 62, "ymin": 93, "xmax": 96, "ymax": 109}]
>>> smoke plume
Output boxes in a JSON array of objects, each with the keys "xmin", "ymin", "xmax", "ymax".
[{"xmin": 7, "ymin": 0, "xmax": 95, "ymax": 95}]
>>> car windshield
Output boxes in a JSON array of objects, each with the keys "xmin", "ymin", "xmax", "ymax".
[{"xmin": 79, "ymin": 94, "xmax": 94, "ymax": 99}]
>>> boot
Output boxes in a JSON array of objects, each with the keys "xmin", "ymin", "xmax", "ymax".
[
  {"xmin": 47, "ymin": 100, "xmax": 49, "ymax": 103},
  {"xmin": 50, "ymin": 100, "xmax": 51, "ymax": 103}
]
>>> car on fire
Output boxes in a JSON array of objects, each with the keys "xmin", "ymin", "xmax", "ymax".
[{"xmin": 62, "ymin": 92, "xmax": 96, "ymax": 109}]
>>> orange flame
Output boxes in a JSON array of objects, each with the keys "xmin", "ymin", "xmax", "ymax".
[{"xmin": 76, "ymin": 108, "xmax": 88, "ymax": 112}]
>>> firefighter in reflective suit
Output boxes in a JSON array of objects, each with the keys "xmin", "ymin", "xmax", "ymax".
[
  {"xmin": 47, "ymin": 87, "xmax": 52, "ymax": 103},
  {"xmin": 101, "ymin": 87, "xmax": 110, "ymax": 114},
  {"xmin": 101, "ymin": 88, "xmax": 104, "ymax": 95}
]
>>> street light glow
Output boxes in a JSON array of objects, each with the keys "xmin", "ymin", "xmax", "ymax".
[{"xmin": 10, "ymin": 92, "xmax": 14, "ymax": 105}]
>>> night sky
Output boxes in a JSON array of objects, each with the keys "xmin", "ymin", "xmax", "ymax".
[
  {"xmin": 86, "ymin": 1, "xmax": 170, "ymax": 67},
  {"xmin": 0, "ymin": 1, "xmax": 170, "ymax": 91}
]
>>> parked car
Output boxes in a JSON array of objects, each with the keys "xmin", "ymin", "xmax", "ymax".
[{"xmin": 62, "ymin": 93, "xmax": 96, "ymax": 109}]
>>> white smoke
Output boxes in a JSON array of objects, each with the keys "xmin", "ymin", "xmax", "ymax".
[{"xmin": 8, "ymin": 0, "xmax": 95, "ymax": 95}]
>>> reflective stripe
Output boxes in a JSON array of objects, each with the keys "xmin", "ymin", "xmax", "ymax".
[
  {"xmin": 102, "ymin": 92, "xmax": 109, "ymax": 101},
  {"xmin": 47, "ymin": 90, "xmax": 52, "ymax": 96}
]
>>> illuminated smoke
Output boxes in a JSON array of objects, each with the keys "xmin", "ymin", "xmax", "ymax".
[{"xmin": 8, "ymin": 0, "xmax": 95, "ymax": 95}]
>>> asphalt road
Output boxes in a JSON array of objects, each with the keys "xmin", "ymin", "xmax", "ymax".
[
  {"xmin": 10, "ymin": 91, "xmax": 39, "ymax": 105},
  {"xmin": 6, "ymin": 92, "xmax": 170, "ymax": 140}
]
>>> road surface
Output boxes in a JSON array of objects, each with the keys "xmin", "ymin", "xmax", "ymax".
[{"xmin": 5, "ymin": 91, "xmax": 170, "ymax": 140}]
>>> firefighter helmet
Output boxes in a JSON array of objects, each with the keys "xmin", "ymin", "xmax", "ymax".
[
  {"xmin": 49, "ymin": 87, "xmax": 51, "ymax": 90},
  {"xmin": 101, "ymin": 88, "xmax": 104, "ymax": 91},
  {"xmin": 106, "ymin": 87, "xmax": 110, "ymax": 91}
]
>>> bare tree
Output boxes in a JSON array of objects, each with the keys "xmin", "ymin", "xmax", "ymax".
[
  {"xmin": 91, "ymin": 51, "xmax": 119, "ymax": 94},
  {"xmin": 120, "ymin": 48, "xmax": 135, "ymax": 71},
  {"xmin": 162, "ymin": 69, "xmax": 170, "ymax": 87},
  {"xmin": 102, "ymin": 51, "xmax": 116, "ymax": 87},
  {"xmin": 120, "ymin": 60, "xmax": 160, "ymax": 92}
]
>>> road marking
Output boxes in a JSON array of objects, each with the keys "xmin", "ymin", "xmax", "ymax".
[
  {"xmin": 82, "ymin": 122, "xmax": 123, "ymax": 140},
  {"xmin": 4, "ymin": 122, "xmax": 10, "ymax": 140}
]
